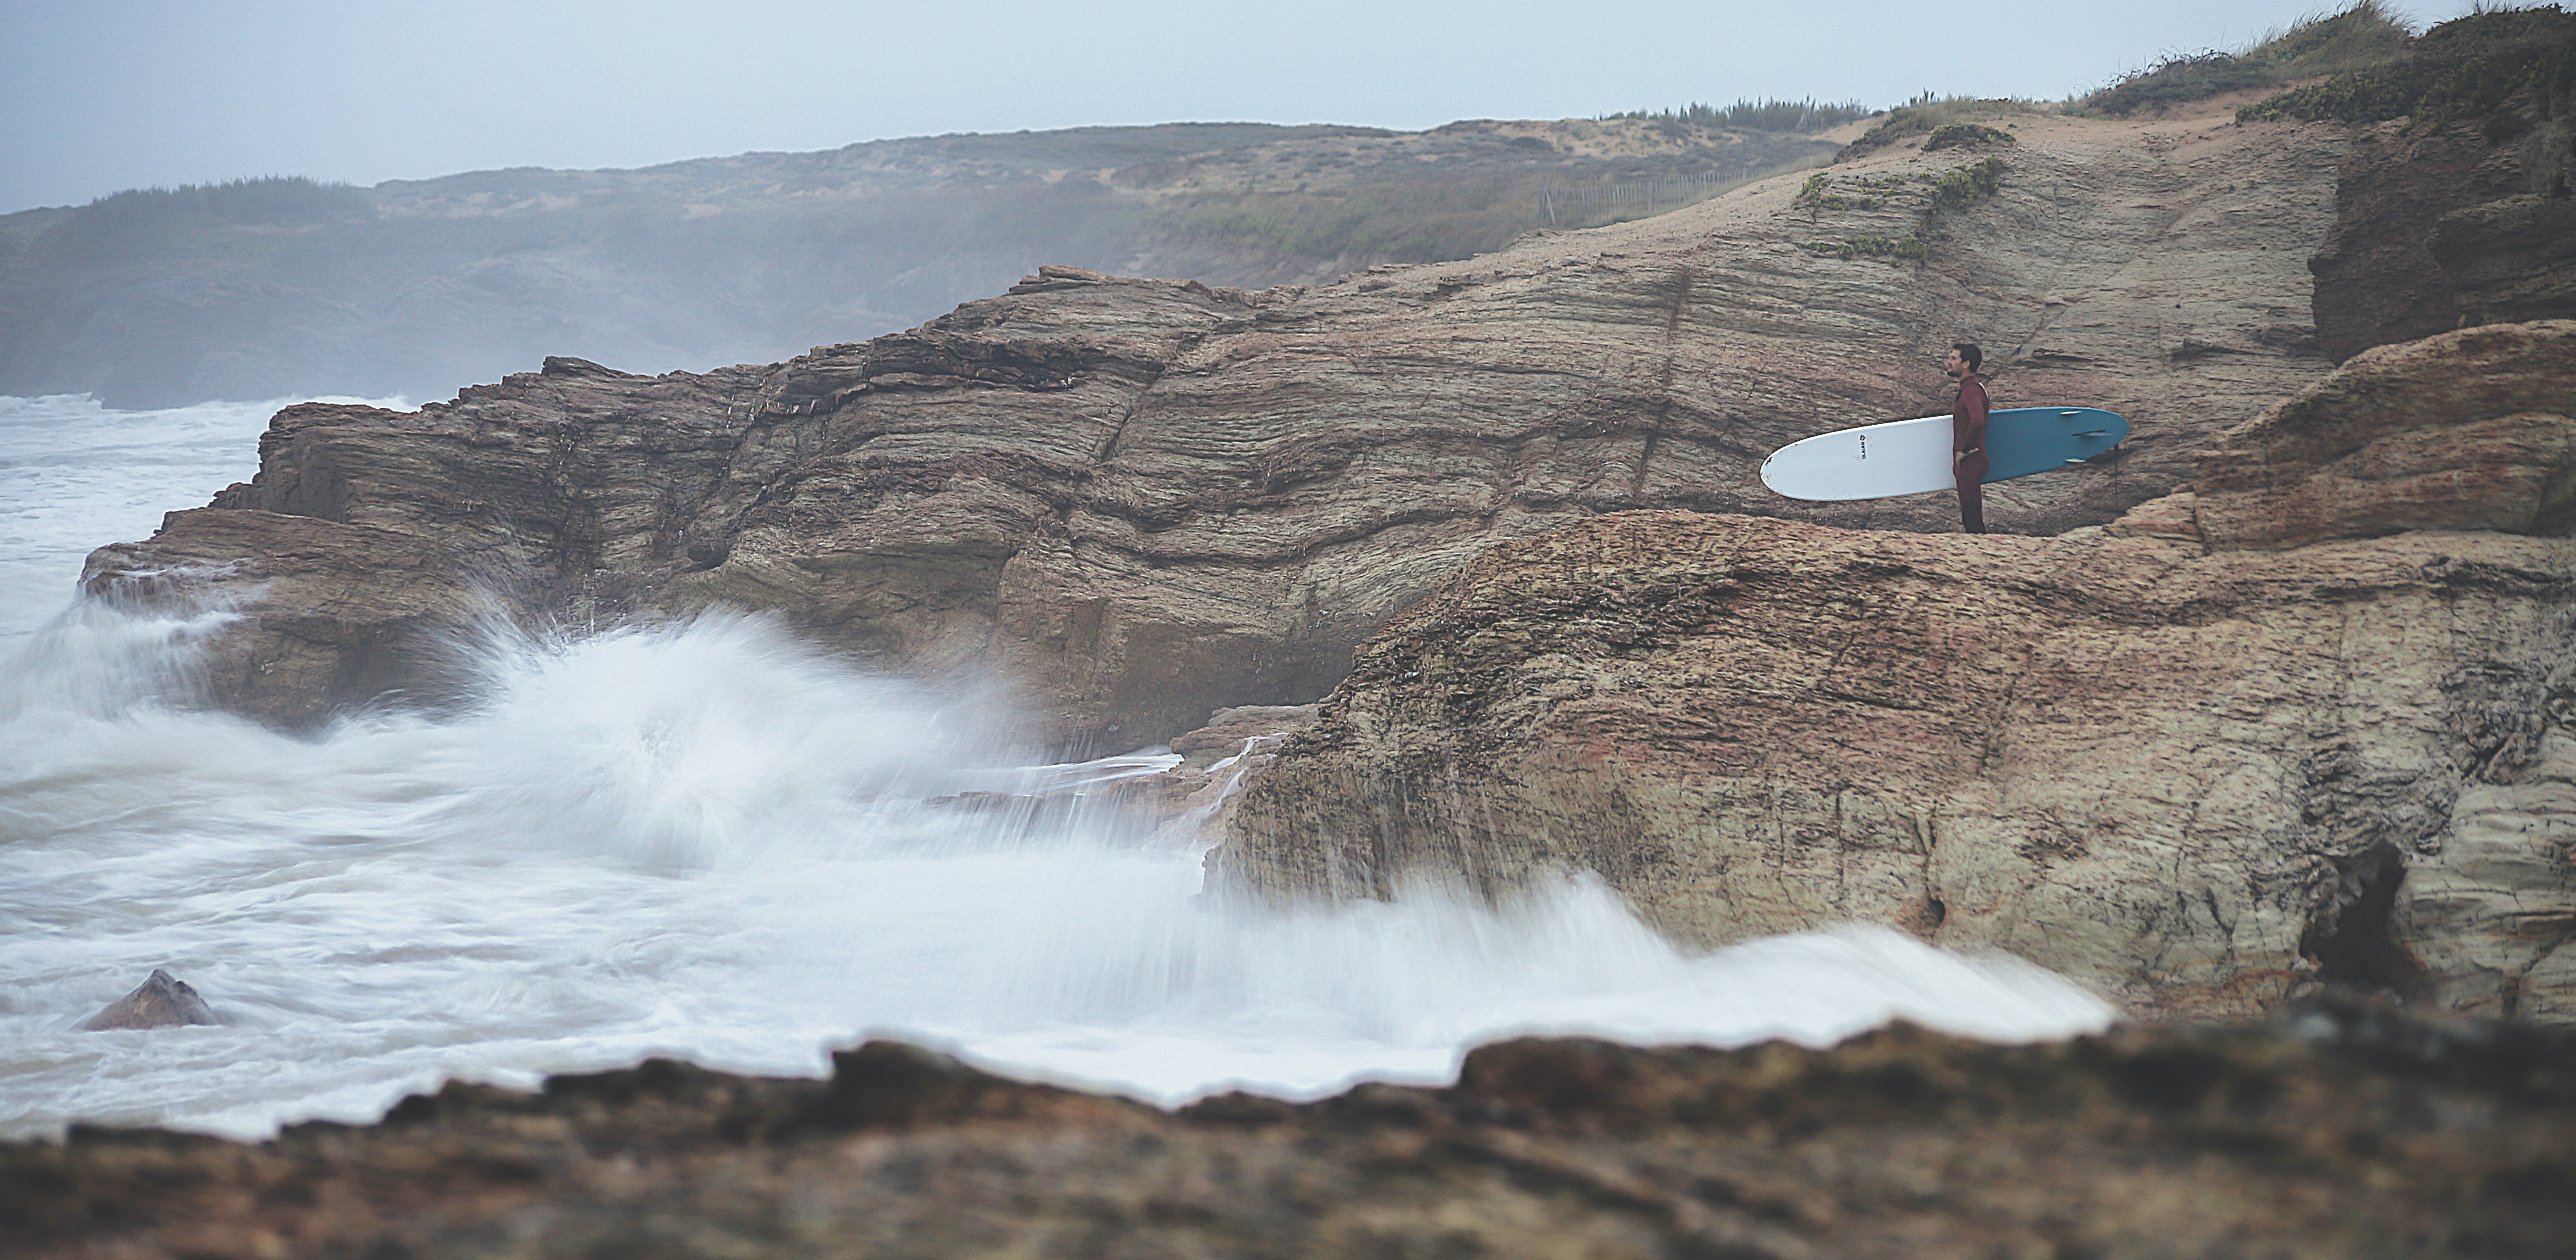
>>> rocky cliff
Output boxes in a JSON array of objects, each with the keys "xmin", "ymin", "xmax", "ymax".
[
  {"xmin": 2283, "ymin": 7, "xmax": 2576, "ymax": 359},
  {"xmin": 1219, "ymin": 321, "xmax": 2576, "ymax": 1022},
  {"xmin": 8, "ymin": 1006, "xmax": 2573, "ymax": 1259},
  {"xmin": 82, "ymin": 96, "xmax": 2350, "ymax": 746}
]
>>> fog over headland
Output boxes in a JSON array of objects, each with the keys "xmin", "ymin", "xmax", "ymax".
[{"xmin": 0, "ymin": 0, "xmax": 2493, "ymax": 214}]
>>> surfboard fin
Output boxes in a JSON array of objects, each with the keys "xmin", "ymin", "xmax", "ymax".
[
  {"xmin": 2073, "ymin": 429, "xmax": 2106, "ymax": 438},
  {"xmin": 2065, "ymin": 458, "xmax": 2088, "ymax": 464}
]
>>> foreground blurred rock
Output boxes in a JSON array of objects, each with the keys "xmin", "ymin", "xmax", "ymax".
[
  {"xmin": 1219, "ymin": 322, "xmax": 2576, "ymax": 1021},
  {"xmin": 81, "ymin": 970, "xmax": 216, "ymax": 1031},
  {"xmin": 81, "ymin": 96, "xmax": 2347, "ymax": 745},
  {"xmin": 7, "ymin": 1005, "xmax": 2571, "ymax": 1259}
]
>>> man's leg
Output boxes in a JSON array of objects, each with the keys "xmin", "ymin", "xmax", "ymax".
[{"xmin": 1957, "ymin": 460, "xmax": 1987, "ymax": 533}]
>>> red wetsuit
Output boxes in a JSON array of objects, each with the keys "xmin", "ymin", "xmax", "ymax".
[{"xmin": 1952, "ymin": 373, "xmax": 1990, "ymax": 534}]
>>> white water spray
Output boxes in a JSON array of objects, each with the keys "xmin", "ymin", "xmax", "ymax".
[{"xmin": 0, "ymin": 396, "xmax": 2115, "ymax": 1142}]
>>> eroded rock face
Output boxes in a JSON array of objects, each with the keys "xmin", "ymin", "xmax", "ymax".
[
  {"xmin": 82, "ymin": 100, "xmax": 2349, "ymax": 745},
  {"xmin": 2311, "ymin": 82, "xmax": 2576, "ymax": 361},
  {"xmin": 2188, "ymin": 320, "xmax": 2576, "ymax": 550},
  {"xmin": 7, "ymin": 1010, "xmax": 2572, "ymax": 1259},
  {"xmin": 1219, "ymin": 322, "xmax": 2576, "ymax": 1020}
]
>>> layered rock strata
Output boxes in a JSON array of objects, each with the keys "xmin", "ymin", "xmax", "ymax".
[
  {"xmin": 1219, "ymin": 322, "xmax": 2576, "ymax": 1020},
  {"xmin": 84, "ymin": 99, "xmax": 2350, "ymax": 744},
  {"xmin": 9, "ymin": 1006, "xmax": 2574, "ymax": 1260}
]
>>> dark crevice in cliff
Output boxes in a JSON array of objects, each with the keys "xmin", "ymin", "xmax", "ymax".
[
  {"xmin": 2299, "ymin": 843, "xmax": 2429, "ymax": 1000},
  {"xmin": 2298, "ymin": 10, "xmax": 2576, "ymax": 359},
  {"xmin": 1626, "ymin": 266, "xmax": 1697, "ymax": 500}
]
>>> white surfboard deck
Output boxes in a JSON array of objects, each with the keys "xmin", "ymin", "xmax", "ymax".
[
  {"xmin": 1761, "ymin": 412, "xmax": 1958, "ymax": 501},
  {"xmin": 1760, "ymin": 407, "xmax": 2128, "ymax": 503}
]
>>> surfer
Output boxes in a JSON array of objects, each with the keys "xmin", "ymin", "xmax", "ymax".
[{"xmin": 1946, "ymin": 343, "xmax": 1990, "ymax": 534}]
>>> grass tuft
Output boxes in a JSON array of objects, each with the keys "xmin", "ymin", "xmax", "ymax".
[
  {"xmin": 2075, "ymin": 1, "xmax": 2415, "ymax": 116},
  {"xmin": 1923, "ymin": 124, "xmax": 2018, "ymax": 151},
  {"xmin": 2239, "ymin": 3, "xmax": 2576, "ymax": 125},
  {"xmin": 1839, "ymin": 96, "xmax": 2044, "ymax": 159}
]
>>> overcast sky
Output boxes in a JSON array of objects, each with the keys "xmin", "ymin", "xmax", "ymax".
[{"xmin": 2, "ymin": 0, "xmax": 2490, "ymax": 214}]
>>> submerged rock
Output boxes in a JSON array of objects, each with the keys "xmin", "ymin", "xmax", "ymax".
[
  {"xmin": 1218, "ymin": 322, "xmax": 2576, "ymax": 1022},
  {"xmin": 82, "ymin": 970, "xmax": 216, "ymax": 1031},
  {"xmin": 6, "ymin": 1005, "xmax": 2572, "ymax": 1257}
]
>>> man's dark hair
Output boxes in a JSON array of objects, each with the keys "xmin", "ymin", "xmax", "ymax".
[{"xmin": 1953, "ymin": 342, "xmax": 1983, "ymax": 373}]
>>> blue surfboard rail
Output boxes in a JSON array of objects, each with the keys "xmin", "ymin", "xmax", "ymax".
[{"xmin": 1981, "ymin": 407, "xmax": 2129, "ymax": 484}]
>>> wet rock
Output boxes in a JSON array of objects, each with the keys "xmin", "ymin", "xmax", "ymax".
[
  {"xmin": 1169, "ymin": 703, "xmax": 1321, "ymax": 771},
  {"xmin": 1219, "ymin": 323, "xmax": 2576, "ymax": 1021},
  {"xmin": 83, "ymin": 970, "xmax": 216, "ymax": 1031},
  {"xmin": 7, "ymin": 1008, "xmax": 2574, "ymax": 1257},
  {"xmin": 918, "ymin": 704, "xmax": 1322, "ymax": 847},
  {"xmin": 1148, "ymin": 704, "xmax": 1323, "ymax": 848}
]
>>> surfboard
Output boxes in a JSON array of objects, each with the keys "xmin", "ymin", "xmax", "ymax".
[{"xmin": 1759, "ymin": 407, "xmax": 2129, "ymax": 502}]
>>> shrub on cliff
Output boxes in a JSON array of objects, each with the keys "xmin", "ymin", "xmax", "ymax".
[
  {"xmin": 1926, "ymin": 157, "xmax": 2008, "ymax": 215},
  {"xmin": 1839, "ymin": 96, "xmax": 2041, "ymax": 159},
  {"xmin": 1922, "ymin": 123, "xmax": 2017, "ymax": 151},
  {"xmin": 2241, "ymin": 5, "xmax": 2576, "ymax": 124},
  {"xmin": 2078, "ymin": 0, "xmax": 2413, "ymax": 116}
]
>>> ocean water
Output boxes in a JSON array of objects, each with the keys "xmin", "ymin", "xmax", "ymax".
[{"xmin": 0, "ymin": 393, "xmax": 2116, "ymax": 1141}]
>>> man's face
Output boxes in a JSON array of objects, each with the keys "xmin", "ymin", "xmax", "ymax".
[{"xmin": 1943, "ymin": 348, "xmax": 1965, "ymax": 377}]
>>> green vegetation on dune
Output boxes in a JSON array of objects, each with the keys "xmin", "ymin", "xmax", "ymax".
[
  {"xmin": 2240, "ymin": 4, "xmax": 2576, "ymax": 124},
  {"xmin": 2075, "ymin": 0, "xmax": 2413, "ymax": 116},
  {"xmin": 36, "ymin": 178, "xmax": 376, "ymax": 264},
  {"xmin": 829, "ymin": 123, "xmax": 1397, "ymax": 171},
  {"xmin": 2067, "ymin": 1, "xmax": 2576, "ymax": 124},
  {"xmin": 1828, "ymin": 5, "xmax": 2565, "ymax": 156},
  {"xmin": 1926, "ymin": 157, "xmax": 2009, "ymax": 213},
  {"xmin": 1606, "ymin": 98, "xmax": 1874, "ymax": 134},
  {"xmin": 22, "ymin": 180, "xmax": 376, "ymax": 279},
  {"xmin": 1922, "ymin": 123, "xmax": 2017, "ymax": 151},
  {"xmin": 79, "ymin": 177, "xmax": 373, "ymax": 225},
  {"xmin": 1838, "ymin": 95, "xmax": 2043, "ymax": 158},
  {"xmin": 1797, "ymin": 234, "xmax": 1929, "ymax": 262}
]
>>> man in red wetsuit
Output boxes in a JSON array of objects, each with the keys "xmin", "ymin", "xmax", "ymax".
[{"xmin": 1946, "ymin": 341, "xmax": 1990, "ymax": 534}]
